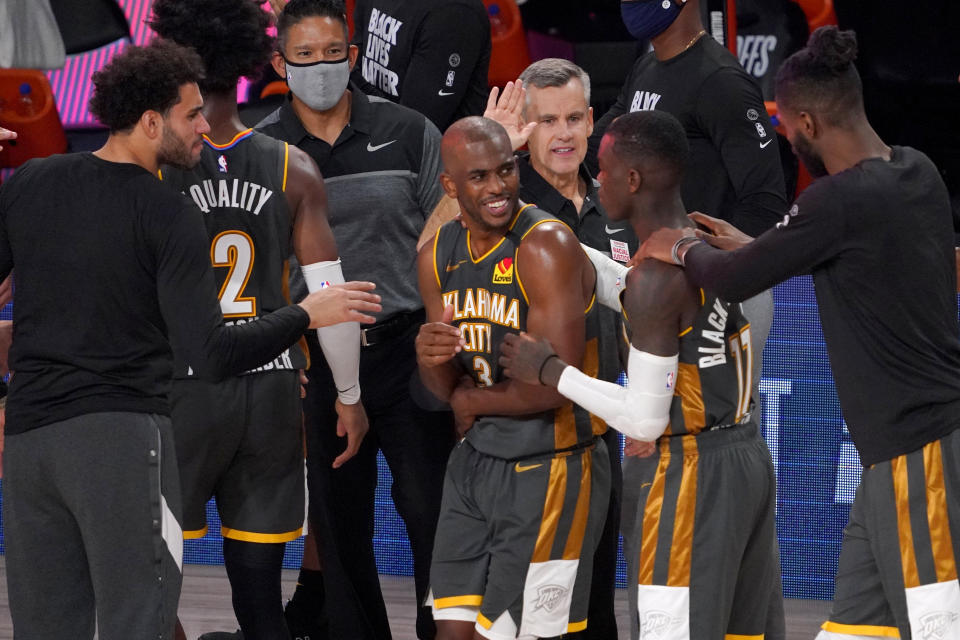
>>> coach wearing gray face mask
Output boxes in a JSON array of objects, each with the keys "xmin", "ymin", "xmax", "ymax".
[{"xmin": 256, "ymin": 2, "xmax": 458, "ymax": 640}]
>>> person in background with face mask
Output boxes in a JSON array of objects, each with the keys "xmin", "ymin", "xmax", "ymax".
[
  {"xmin": 256, "ymin": 1, "xmax": 457, "ymax": 639},
  {"xmin": 640, "ymin": 27, "xmax": 960, "ymax": 640},
  {"xmin": 583, "ymin": 2, "xmax": 788, "ymax": 638}
]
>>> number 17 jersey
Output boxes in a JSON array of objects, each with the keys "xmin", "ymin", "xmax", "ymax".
[{"xmin": 161, "ymin": 129, "xmax": 307, "ymax": 377}]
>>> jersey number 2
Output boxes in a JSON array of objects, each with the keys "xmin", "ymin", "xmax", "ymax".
[{"xmin": 211, "ymin": 231, "xmax": 256, "ymax": 318}]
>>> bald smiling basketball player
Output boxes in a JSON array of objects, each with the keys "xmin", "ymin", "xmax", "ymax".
[{"xmin": 415, "ymin": 116, "xmax": 608, "ymax": 640}]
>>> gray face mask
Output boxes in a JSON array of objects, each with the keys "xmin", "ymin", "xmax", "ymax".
[{"xmin": 284, "ymin": 56, "xmax": 350, "ymax": 112}]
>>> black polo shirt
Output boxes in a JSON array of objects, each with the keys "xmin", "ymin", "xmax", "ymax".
[
  {"xmin": 257, "ymin": 85, "xmax": 444, "ymax": 319},
  {"xmin": 517, "ymin": 153, "xmax": 638, "ymax": 260}
]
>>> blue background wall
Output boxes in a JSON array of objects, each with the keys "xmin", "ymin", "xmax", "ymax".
[{"xmin": 0, "ymin": 275, "xmax": 860, "ymax": 600}]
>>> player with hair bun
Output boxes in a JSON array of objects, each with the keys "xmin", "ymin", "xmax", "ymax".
[{"xmin": 640, "ymin": 26, "xmax": 960, "ymax": 640}]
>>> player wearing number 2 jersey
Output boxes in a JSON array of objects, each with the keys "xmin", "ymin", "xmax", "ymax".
[
  {"xmin": 501, "ymin": 111, "xmax": 782, "ymax": 640},
  {"xmin": 150, "ymin": 1, "xmax": 367, "ymax": 638}
]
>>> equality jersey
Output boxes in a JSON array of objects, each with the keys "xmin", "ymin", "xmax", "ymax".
[
  {"xmin": 161, "ymin": 130, "xmax": 306, "ymax": 377},
  {"xmin": 624, "ymin": 289, "xmax": 754, "ymax": 437},
  {"xmin": 433, "ymin": 205, "xmax": 604, "ymax": 459}
]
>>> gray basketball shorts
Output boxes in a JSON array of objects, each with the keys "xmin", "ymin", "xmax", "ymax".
[
  {"xmin": 821, "ymin": 428, "xmax": 960, "ymax": 640},
  {"xmin": 429, "ymin": 437, "xmax": 611, "ymax": 640},
  {"xmin": 171, "ymin": 370, "xmax": 306, "ymax": 542},
  {"xmin": 632, "ymin": 422, "xmax": 781, "ymax": 640}
]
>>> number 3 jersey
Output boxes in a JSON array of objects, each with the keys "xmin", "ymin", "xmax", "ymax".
[
  {"xmin": 624, "ymin": 289, "xmax": 754, "ymax": 437},
  {"xmin": 433, "ymin": 204, "xmax": 605, "ymax": 459},
  {"xmin": 161, "ymin": 130, "xmax": 307, "ymax": 377}
]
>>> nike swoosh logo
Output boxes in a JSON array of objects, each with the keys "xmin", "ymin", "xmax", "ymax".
[
  {"xmin": 515, "ymin": 462, "xmax": 543, "ymax": 473},
  {"xmin": 640, "ymin": 482, "xmax": 652, "ymax": 489},
  {"xmin": 605, "ymin": 225, "xmax": 624, "ymax": 235},
  {"xmin": 367, "ymin": 140, "xmax": 397, "ymax": 152},
  {"xmin": 438, "ymin": 90, "xmax": 455, "ymax": 96},
  {"xmin": 445, "ymin": 259, "xmax": 467, "ymax": 272},
  {"xmin": 760, "ymin": 140, "xmax": 773, "ymax": 149}
]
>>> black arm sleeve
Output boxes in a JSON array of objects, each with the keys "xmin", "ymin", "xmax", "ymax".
[
  {"xmin": 156, "ymin": 205, "xmax": 309, "ymax": 380},
  {"xmin": 398, "ymin": 5, "xmax": 489, "ymax": 130},
  {"xmin": 684, "ymin": 180, "xmax": 844, "ymax": 300},
  {"xmin": 696, "ymin": 68, "xmax": 788, "ymax": 236},
  {"xmin": 585, "ymin": 64, "xmax": 635, "ymax": 175}
]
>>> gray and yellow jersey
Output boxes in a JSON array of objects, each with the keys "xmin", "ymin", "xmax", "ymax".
[
  {"xmin": 434, "ymin": 204, "xmax": 604, "ymax": 459},
  {"xmin": 161, "ymin": 130, "xmax": 306, "ymax": 376},
  {"xmin": 624, "ymin": 288, "xmax": 754, "ymax": 437}
]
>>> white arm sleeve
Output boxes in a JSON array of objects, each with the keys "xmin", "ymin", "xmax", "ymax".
[
  {"xmin": 301, "ymin": 259, "xmax": 361, "ymax": 404},
  {"xmin": 581, "ymin": 244, "xmax": 631, "ymax": 311},
  {"xmin": 556, "ymin": 346, "xmax": 677, "ymax": 441}
]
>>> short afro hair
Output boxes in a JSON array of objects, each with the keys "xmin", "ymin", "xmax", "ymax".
[
  {"xmin": 148, "ymin": 0, "xmax": 274, "ymax": 94},
  {"xmin": 277, "ymin": 0, "xmax": 348, "ymax": 52},
  {"xmin": 89, "ymin": 40, "xmax": 204, "ymax": 133},
  {"xmin": 606, "ymin": 110, "xmax": 689, "ymax": 179},
  {"xmin": 775, "ymin": 26, "xmax": 863, "ymax": 128}
]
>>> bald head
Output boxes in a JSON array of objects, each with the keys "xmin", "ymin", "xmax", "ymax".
[
  {"xmin": 439, "ymin": 117, "xmax": 520, "ymax": 233},
  {"xmin": 441, "ymin": 116, "xmax": 512, "ymax": 173}
]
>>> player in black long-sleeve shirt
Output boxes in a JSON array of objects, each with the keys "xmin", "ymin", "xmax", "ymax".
[
  {"xmin": 0, "ymin": 42, "xmax": 380, "ymax": 640},
  {"xmin": 641, "ymin": 27, "xmax": 960, "ymax": 639}
]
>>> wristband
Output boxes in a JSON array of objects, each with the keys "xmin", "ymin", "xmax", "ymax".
[
  {"xmin": 538, "ymin": 354, "xmax": 560, "ymax": 386},
  {"xmin": 670, "ymin": 236, "xmax": 701, "ymax": 266}
]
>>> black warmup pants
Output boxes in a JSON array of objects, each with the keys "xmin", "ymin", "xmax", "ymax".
[{"xmin": 302, "ymin": 321, "xmax": 455, "ymax": 640}]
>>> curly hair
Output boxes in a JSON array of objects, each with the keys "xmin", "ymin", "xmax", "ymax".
[
  {"xmin": 89, "ymin": 40, "xmax": 204, "ymax": 133},
  {"xmin": 277, "ymin": 0, "xmax": 347, "ymax": 52},
  {"xmin": 148, "ymin": 0, "xmax": 274, "ymax": 94},
  {"xmin": 775, "ymin": 26, "xmax": 864, "ymax": 128}
]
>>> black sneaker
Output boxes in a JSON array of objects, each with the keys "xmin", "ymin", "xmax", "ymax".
[{"xmin": 284, "ymin": 598, "xmax": 329, "ymax": 640}]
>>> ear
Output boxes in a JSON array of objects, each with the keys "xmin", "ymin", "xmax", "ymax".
[
  {"xmin": 439, "ymin": 172, "xmax": 458, "ymax": 200},
  {"xmin": 348, "ymin": 44, "xmax": 359, "ymax": 71},
  {"xmin": 627, "ymin": 168, "xmax": 642, "ymax": 194},
  {"xmin": 139, "ymin": 109, "xmax": 164, "ymax": 142},
  {"xmin": 271, "ymin": 51, "xmax": 287, "ymax": 80},
  {"xmin": 798, "ymin": 111, "xmax": 818, "ymax": 139},
  {"xmin": 585, "ymin": 106, "xmax": 594, "ymax": 138}
]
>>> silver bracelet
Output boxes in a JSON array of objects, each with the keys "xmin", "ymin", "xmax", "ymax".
[{"xmin": 670, "ymin": 236, "xmax": 700, "ymax": 266}]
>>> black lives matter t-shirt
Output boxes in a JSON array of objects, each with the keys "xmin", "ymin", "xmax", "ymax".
[
  {"xmin": 588, "ymin": 35, "xmax": 786, "ymax": 237},
  {"xmin": 0, "ymin": 153, "xmax": 309, "ymax": 434},
  {"xmin": 351, "ymin": 0, "xmax": 490, "ymax": 130},
  {"xmin": 682, "ymin": 146, "xmax": 960, "ymax": 465}
]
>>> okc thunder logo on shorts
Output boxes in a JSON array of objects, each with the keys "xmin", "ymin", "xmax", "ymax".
[
  {"xmin": 217, "ymin": 154, "xmax": 228, "ymax": 173},
  {"xmin": 492, "ymin": 257, "xmax": 513, "ymax": 284}
]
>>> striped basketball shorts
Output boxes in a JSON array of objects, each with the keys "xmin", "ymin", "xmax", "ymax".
[
  {"xmin": 632, "ymin": 422, "xmax": 781, "ymax": 640},
  {"xmin": 820, "ymin": 428, "xmax": 960, "ymax": 639},
  {"xmin": 429, "ymin": 437, "xmax": 611, "ymax": 640}
]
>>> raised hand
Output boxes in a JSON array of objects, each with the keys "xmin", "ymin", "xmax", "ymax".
[
  {"xmin": 415, "ymin": 304, "xmax": 464, "ymax": 367},
  {"xmin": 484, "ymin": 81, "xmax": 537, "ymax": 151},
  {"xmin": 298, "ymin": 281, "xmax": 381, "ymax": 328}
]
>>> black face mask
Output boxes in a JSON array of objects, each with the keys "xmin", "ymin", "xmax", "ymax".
[{"xmin": 621, "ymin": 0, "xmax": 685, "ymax": 41}]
